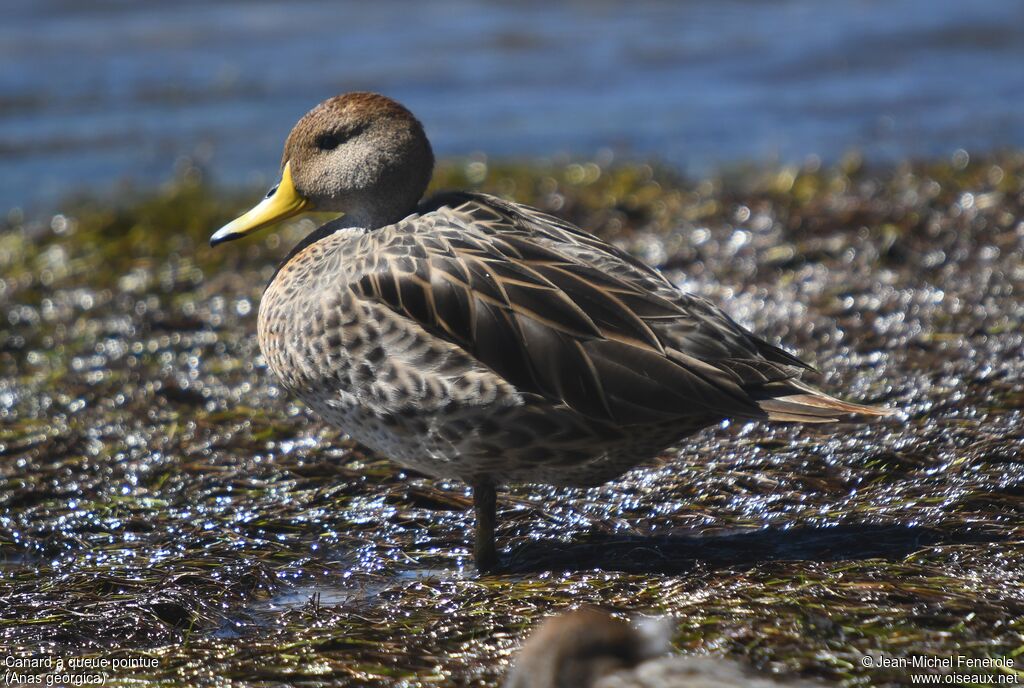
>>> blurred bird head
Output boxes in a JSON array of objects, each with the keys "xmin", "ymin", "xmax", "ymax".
[{"xmin": 504, "ymin": 607, "xmax": 674, "ymax": 688}]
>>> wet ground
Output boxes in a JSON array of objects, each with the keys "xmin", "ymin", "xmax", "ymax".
[{"xmin": 1, "ymin": 154, "xmax": 1023, "ymax": 686}]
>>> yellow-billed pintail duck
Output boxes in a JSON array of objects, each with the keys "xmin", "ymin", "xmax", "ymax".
[{"xmin": 210, "ymin": 93, "xmax": 890, "ymax": 571}]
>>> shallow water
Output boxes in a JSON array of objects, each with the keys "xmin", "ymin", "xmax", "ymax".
[{"xmin": 3, "ymin": 0, "xmax": 1024, "ymax": 210}]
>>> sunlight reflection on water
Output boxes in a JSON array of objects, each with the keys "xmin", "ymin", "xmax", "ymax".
[{"xmin": 2, "ymin": 0, "xmax": 1024, "ymax": 209}]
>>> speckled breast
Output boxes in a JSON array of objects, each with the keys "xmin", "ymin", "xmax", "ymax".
[
  {"xmin": 256, "ymin": 228, "xmax": 512, "ymax": 479},
  {"xmin": 255, "ymin": 227, "xmax": 691, "ymax": 485}
]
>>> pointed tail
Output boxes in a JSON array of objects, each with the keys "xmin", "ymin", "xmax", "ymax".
[{"xmin": 753, "ymin": 380, "xmax": 895, "ymax": 423}]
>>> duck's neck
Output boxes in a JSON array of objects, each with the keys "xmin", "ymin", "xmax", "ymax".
[{"xmin": 332, "ymin": 197, "xmax": 420, "ymax": 231}]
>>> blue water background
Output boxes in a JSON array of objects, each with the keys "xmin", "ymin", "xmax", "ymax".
[{"xmin": 2, "ymin": 0, "xmax": 1022, "ymax": 211}]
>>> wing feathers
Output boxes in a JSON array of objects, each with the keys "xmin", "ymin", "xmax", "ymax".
[{"xmin": 347, "ymin": 193, "xmax": 890, "ymax": 425}]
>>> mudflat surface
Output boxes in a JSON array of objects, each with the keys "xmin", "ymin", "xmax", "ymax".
[{"xmin": 1, "ymin": 155, "xmax": 1022, "ymax": 686}]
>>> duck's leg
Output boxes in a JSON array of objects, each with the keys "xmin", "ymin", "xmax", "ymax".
[{"xmin": 472, "ymin": 481, "xmax": 498, "ymax": 572}]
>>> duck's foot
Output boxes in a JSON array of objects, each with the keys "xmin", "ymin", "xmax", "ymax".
[{"xmin": 472, "ymin": 481, "xmax": 498, "ymax": 572}]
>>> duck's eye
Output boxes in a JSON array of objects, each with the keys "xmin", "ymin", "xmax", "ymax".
[{"xmin": 316, "ymin": 133, "xmax": 343, "ymax": 151}]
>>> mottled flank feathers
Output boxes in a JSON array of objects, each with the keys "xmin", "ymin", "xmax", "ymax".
[{"xmin": 259, "ymin": 190, "xmax": 889, "ymax": 485}]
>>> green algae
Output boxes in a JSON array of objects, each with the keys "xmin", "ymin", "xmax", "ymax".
[{"xmin": 1, "ymin": 153, "xmax": 1023, "ymax": 686}]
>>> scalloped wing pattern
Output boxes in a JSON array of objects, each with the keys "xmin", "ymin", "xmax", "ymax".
[{"xmin": 345, "ymin": 193, "xmax": 828, "ymax": 425}]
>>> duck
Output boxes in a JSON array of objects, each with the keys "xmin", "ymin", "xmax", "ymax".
[
  {"xmin": 210, "ymin": 92, "xmax": 890, "ymax": 571},
  {"xmin": 505, "ymin": 608, "xmax": 822, "ymax": 688},
  {"xmin": 504, "ymin": 607, "xmax": 671, "ymax": 688}
]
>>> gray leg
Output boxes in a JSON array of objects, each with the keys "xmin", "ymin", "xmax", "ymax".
[{"xmin": 472, "ymin": 481, "xmax": 498, "ymax": 572}]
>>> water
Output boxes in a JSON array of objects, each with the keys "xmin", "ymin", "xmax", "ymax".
[{"xmin": 2, "ymin": 0, "xmax": 1023, "ymax": 211}]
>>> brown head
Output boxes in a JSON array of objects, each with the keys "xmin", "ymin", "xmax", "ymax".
[
  {"xmin": 211, "ymin": 92, "xmax": 434, "ymax": 245},
  {"xmin": 504, "ymin": 607, "xmax": 673, "ymax": 688}
]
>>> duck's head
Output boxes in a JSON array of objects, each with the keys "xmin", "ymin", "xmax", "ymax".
[
  {"xmin": 504, "ymin": 607, "xmax": 673, "ymax": 688},
  {"xmin": 211, "ymin": 92, "xmax": 434, "ymax": 246}
]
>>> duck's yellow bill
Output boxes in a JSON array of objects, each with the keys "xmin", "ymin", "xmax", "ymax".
[{"xmin": 210, "ymin": 161, "xmax": 310, "ymax": 246}]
